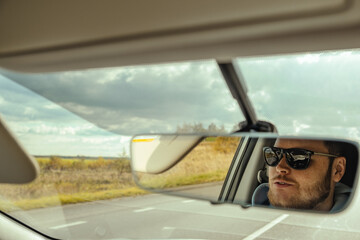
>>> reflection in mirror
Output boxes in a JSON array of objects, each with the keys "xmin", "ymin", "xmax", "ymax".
[
  {"xmin": 132, "ymin": 135, "xmax": 241, "ymax": 202},
  {"xmin": 131, "ymin": 134, "xmax": 359, "ymax": 213}
]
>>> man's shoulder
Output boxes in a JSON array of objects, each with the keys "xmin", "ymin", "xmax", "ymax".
[{"xmin": 332, "ymin": 182, "xmax": 352, "ymax": 212}]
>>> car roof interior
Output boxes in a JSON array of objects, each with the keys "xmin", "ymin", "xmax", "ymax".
[{"xmin": 1, "ymin": 0, "xmax": 360, "ymax": 73}]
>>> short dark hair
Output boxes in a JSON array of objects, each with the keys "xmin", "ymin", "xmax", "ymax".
[
  {"xmin": 323, "ymin": 140, "xmax": 358, "ymax": 187},
  {"xmin": 324, "ymin": 141, "xmax": 346, "ymax": 156},
  {"xmin": 323, "ymin": 140, "xmax": 341, "ymax": 172}
]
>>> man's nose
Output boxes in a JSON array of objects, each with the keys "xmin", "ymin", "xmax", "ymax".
[{"xmin": 275, "ymin": 156, "xmax": 290, "ymax": 174}]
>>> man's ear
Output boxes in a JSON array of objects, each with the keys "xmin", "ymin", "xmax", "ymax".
[{"xmin": 332, "ymin": 157, "xmax": 346, "ymax": 182}]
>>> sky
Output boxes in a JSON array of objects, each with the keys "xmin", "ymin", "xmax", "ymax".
[
  {"xmin": 1, "ymin": 51, "xmax": 360, "ymax": 157},
  {"xmin": 0, "ymin": 74, "xmax": 132, "ymax": 157},
  {"xmin": 238, "ymin": 50, "xmax": 360, "ymax": 140},
  {"xmin": 0, "ymin": 60, "xmax": 242, "ymax": 157}
]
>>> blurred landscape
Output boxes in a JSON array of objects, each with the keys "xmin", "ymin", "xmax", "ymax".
[
  {"xmin": 0, "ymin": 136, "xmax": 239, "ymax": 211},
  {"xmin": 138, "ymin": 136, "xmax": 240, "ymax": 189}
]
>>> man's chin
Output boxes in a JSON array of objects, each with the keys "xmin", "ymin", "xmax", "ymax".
[
  {"xmin": 268, "ymin": 192, "xmax": 321, "ymax": 209},
  {"xmin": 270, "ymin": 199, "xmax": 296, "ymax": 209},
  {"xmin": 268, "ymin": 190, "xmax": 296, "ymax": 208},
  {"xmin": 269, "ymin": 198, "xmax": 290, "ymax": 208}
]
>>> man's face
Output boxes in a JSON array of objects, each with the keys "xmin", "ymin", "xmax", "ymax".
[{"xmin": 267, "ymin": 139, "xmax": 333, "ymax": 210}]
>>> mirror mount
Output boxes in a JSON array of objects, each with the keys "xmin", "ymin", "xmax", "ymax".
[
  {"xmin": 217, "ymin": 61, "xmax": 276, "ymax": 133},
  {"xmin": 217, "ymin": 61, "xmax": 257, "ymax": 127},
  {"xmin": 234, "ymin": 120, "xmax": 277, "ymax": 133}
]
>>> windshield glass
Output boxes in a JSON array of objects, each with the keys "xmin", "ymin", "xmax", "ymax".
[
  {"xmin": 0, "ymin": 60, "xmax": 244, "ymax": 239},
  {"xmin": 1, "ymin": 60, "xmax": 243, "ymax": 135},
  {"xmin": 0, "ymin": 51, "xmax": 360, "ymax": 239},
  {"xmin": 236, "ymin": 51, "xmax": 360, "ymax": 140}
]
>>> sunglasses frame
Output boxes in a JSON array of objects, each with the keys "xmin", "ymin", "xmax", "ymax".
[{"xmin": 263, "ymin": 146, "xmax": 340, "ymax": 170}]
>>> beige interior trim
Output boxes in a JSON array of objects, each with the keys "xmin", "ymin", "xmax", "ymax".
[{"xmin": 1, "ymin": 0, "xmax": 359, "ymax": 72}]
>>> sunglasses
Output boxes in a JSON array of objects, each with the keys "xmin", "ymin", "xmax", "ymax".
[{"xmin": 263, "ymin": 146, "xmax": 339, "ymax": 170}]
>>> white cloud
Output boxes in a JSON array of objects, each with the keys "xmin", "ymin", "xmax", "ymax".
[
  {"xmin": 97, "ymin": 68, "xmax": 125, "ymax": 84},
  {"xmin": 249, "ymin": 90, "xmax": 270, "ymax": 102},
  {"xmin": 62, "ymin": 103, "xmax": 94, "ymax": 115},
  {"xmin": 23, "ymin": 107, "xmax": 37, "ymax": 116},
  {"xmin": 339, "ymin": 51, "xmax": 353, "ymax": 58},
  {"xmin": 292, "ymin": 120, "xmax": 310, "ymax": 134},
  {"xmin": 21, "ymin": 134, "xmax": 127, "ymax": 157},
  {"xmin": 347, "ymin": 128, "xmax": 360, "ymax": 140},
  {"xmin": 10, "ymin": 123, "xmax": 128, "ymax": 157},
  {"xmin": 225, "ymin": 102, "xmax": 238, "ymax": 112},
  {"xmin": 296, "ymin": 53, "xmax": 320, "ymax": 64},
  {"xmin": 43, "ymin": 103, "xmax": 61, "ymax": 110}
]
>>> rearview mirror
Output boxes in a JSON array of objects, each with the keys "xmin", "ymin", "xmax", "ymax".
[{"xmin": 131, "ymin": 134, "xmax": 359, "ymax": 213}]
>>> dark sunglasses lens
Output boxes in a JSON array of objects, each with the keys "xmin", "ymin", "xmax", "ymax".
[
  {"xmin": 263, "ymin": 147, "xmax": 280, "ymax": 166},
  {"xmin": 286, "ymin": 149, "xmax": 311, "ymax": 169}
]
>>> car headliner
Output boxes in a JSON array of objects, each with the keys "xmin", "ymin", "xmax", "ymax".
[{"xmin": 1, "ymin": 0, "xmax": 360, "ymax": 72}]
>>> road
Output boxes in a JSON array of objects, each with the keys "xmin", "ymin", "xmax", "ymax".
[{"xmin": 10, "ymin": 193, "xmax": 360, "ymax": 240}]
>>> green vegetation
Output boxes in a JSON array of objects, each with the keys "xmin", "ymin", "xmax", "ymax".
[
  {"xmin": 176, "ymin": 122, "xmax": 226, "ymax": 133},
  {"xmin": 0, "ymin": 136, "xmax": 240, "ymax": 212}
]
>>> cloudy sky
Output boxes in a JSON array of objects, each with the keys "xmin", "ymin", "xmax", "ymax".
[
  {"xmin": 0, "ymin": 74, "xmax": 132, "ymax": 157},
  {"xmin": 238, "ymin": 51, "xmax": 360, "ymax": 139},
  {"xmin": 0, "ymin": 60, "xmax": 242, "ymax": 157},
  {"xmin": 1, "ymin": 51, "xmax": 360, "ymax": 157}
]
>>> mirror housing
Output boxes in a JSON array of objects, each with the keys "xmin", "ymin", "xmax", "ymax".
[{"xmin": 131, "ymin": 133, "xmax": 359, "ymax": 213}]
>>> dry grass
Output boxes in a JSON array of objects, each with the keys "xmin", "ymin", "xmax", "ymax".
[
  {"xmin": 0, "ymin": 157, "xmax": 136, "ymax": 211},
  {"xmin": 137, "ymin": 136, "xmax": 240, "ymax": 189},
  {"xmin": 0, "ymin": 136, "xmax": 240, "ymax": 211}
]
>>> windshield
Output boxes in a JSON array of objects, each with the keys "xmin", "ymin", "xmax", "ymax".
[
  {"xmin": 0, "ymin": 60, "xmax": 244, "ymax": 239},
  {"xmin": 1, "ymin": 60, "xmax": 243, "ymax": 136},
  {"xmin": 0, "ymin": 51, "xmax": 360, "ymax": 239},
  {"xmin": 237, "ymin": 51, "xmax": 360, "ymax": 140}
]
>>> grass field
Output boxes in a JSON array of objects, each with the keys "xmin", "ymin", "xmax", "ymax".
[
  {"xmin": 138, "ymin": 136, "xmax": 240, "ymax": 189},
  {"xmin": 0, "ymin": 136, "xmax": 240, "ymax": 211}
]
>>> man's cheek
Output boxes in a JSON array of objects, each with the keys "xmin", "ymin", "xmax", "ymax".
[{"xmin": 268, "ymin": 168, "xmax": 275, "ymax": 178}]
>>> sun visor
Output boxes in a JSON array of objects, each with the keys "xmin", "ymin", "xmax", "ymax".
[
  {"xmin": 131, "ymin": 135, "xmax": 202, "ymax": 174},
  {"xmin": 0, "ymin": 115, "xmax": 39, "ymax": 183}
]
